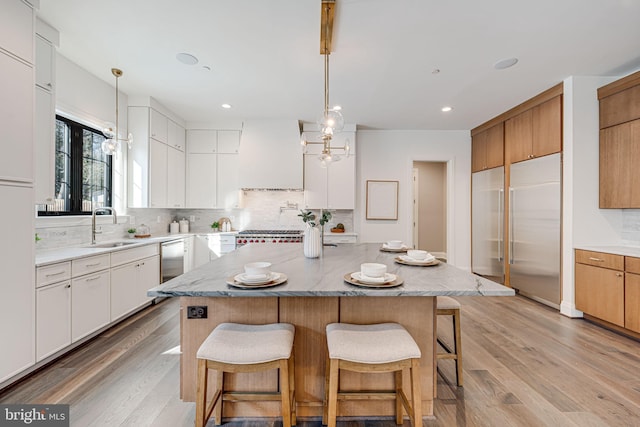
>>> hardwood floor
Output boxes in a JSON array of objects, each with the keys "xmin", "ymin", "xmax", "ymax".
[{"xmin": 1, "ymin": 295, "xmax": 639, "ymax": 426}]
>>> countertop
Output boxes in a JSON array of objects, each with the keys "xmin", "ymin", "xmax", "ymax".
[
  {"xmin": 575, "ymin": 245, "xmax": 640, "ymax": 258},
  {"xmin": 148, "ymin": 243, "xmax": 515, "ymax": 297}
]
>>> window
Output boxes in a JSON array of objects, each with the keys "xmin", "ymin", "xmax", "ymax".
[{"xmin": 37, "ymin": 116, "xmax": 112, "ymax": 215}]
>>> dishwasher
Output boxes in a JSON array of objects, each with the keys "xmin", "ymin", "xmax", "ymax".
[{"xmin": 161, "ymin": 239, "xmax": 184, "ymax": 283}]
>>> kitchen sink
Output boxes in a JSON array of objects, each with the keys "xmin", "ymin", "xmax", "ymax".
[{"xmin": 90, "ymin": 241, "xmax": 138, "ymax": 248}]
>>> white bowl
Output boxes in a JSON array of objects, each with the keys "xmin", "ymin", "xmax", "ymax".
[
  {"xmin": 407, "ymin": 250, "xmax": 428, "ymax": 261},
  {"xmin": 244, "ymin": 262, "xmax": 272, "ymax": 277},
  {"xmin": 360, "ymin": 262, "xmax": 387, "ymax": 278},
  {"xmin": 386, "ymin": 240, "xmax": 403, "ymax": 249}
]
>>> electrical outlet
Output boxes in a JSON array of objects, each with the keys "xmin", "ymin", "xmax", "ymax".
[
  {"xmin": 157, "ymin": 215, "xmax": 161, "ymax": 223},
  {"xmin": 187, "ymin": 306, "xmax": 208, "ymax": 319}
]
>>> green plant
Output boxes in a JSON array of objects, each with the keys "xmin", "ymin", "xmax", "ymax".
[
  {"xmin": 298, "ymin": 210, "xmax": 331, "ymax": 227},
  {"xmin": 211, "ymin": 221, "xmax": 220, "ymax": 229},
  {"xmin": 127, "ymin": 228, "xmax": 137, "ymax": 234},
  {"xmin": 35, "ymin": 233, "xmax": 41, "ymax": 242}
]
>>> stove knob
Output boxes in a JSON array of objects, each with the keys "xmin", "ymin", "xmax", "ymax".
[
  {"xmin": 279, "ymin": 239, "xmax": 283, "ymax": 243},
  {"xmin": 261, "ymin": 239, "xmax": 266, "ymax": 243},
  {"xmin": 272, "ymin": 239, "xmax": 277, "ymax": 243}
]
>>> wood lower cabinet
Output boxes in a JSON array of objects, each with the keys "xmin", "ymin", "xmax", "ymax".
[{"xmin": 624, "ymin": 273, "xmax": 640, "ymax": 333}]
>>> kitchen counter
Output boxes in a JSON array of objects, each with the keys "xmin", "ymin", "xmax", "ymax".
[
  {"xmin": 574, "ymin": 245, "xmax": 640, "ymax": 258},
  {"xmin": 156, "ymin": 243, "xmax": 513, "ymax": 420},
  {"xmin": 149, "ymin": 242, "xmax": 512, "ymax": 297}
]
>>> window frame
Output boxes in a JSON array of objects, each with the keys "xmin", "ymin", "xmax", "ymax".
[{"xmin": 37, "ymin": 116, "xmax": 113, "ymax": 216}]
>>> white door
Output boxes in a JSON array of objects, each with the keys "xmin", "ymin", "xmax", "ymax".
[
  {"xmin": 327, "ymin": 155, "xmax": 355, "ymax": 209},
  {"xmin": 71, "ymin": 271, "xmax": 110, "ymax": 341},
  {"xmin": 304, "ymin": 155, "xmax": 327, "ymax": 209},
  {"xmin": 110, "ymin": 262, "xmax": 138, "ymax": 321},
  {"xmin": 187, "ymin": 154, "xmax": 217, "ymax": 208},
  {"xmin": 167, "ymin": 146, "xmax": 185, "ymax": 207},
  {"xmin": 149, "ymin": 139, "xmax": 168, "ymax": 207},
  {"xmin": 217, "ymin": 154, "xmax": 239, "ymax": 209},
  {"xmin": 138, "ymin": 256, "xmax": 160, "ymax": 306}
]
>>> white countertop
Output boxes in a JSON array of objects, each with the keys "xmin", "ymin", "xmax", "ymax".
[{"xmin": 575, "ymin": 245, "xmax": 640, "ymax": 258}]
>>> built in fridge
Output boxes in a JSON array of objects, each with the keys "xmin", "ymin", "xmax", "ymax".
[{"xmin": 508, "ymin": 153, "xmax": 561, "ymax": 308}]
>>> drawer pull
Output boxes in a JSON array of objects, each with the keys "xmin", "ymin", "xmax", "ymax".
[
  {"xmin": 616, "ymin": 273, "xmax": 623, "ymax": 277},
  {"xmin": 45, "ymin": 271, "xmax": 66, "ymax": 277},
  {"xmin": 588, "ymin": 257, "xmax": 604, "ymax": 262},
  {"xmin": 85, "ymin": 276, "xmax": 101, "ymax": 282},
  {"xmin": 85, "ymin": 262, "xmax": 102, "ymax": 267}
]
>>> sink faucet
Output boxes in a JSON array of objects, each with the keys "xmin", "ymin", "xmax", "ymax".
[{"xmin": 92, "ymin": 207, "xmax": 117, "ymax": 244}]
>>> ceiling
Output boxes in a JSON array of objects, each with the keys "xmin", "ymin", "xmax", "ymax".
[{"xmin": 37, "ymin": 0, "xmax": 640, "ymax": 131}]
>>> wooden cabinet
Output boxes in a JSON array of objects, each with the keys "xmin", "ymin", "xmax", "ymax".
[
  {"xmin": 575, "ymin": 249, "xmax": 640, "ymax": 333},
  {"xmin": 598, "ymin": 71, "xmax": 640, "ymax": 129},
  {"xmin": 599, "ymin": 120, "xmax": 640, "ymax": 208},
  {"xmin": 71, "ymin": 270, "xmax": 111, "ymax": 341},
  {"xmin": 506, "ymin": 95, "xmax": 562, "ymax": 164},
  {"xmin": 36, "ymin": 280, "xmax": 71, "ymax": 361},
  {"xmin": 471, "ymin": 123, "xmax": 503, "ymax": 172}
]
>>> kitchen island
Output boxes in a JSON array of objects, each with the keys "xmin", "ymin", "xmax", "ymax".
[{"xmin": 148, "ymin": 243, "xmax": 513, "ymax": 420}]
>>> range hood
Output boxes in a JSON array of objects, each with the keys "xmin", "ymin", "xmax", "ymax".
[{"xmin": 238, "ymin": 120, "xmax": 303, "ymax": 190}]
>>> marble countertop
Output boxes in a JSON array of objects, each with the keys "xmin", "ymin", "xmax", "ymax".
[
  {"xmin": 149, "ymin": 243, "xmax": 515, "ymax": 297},
  {"xmin": 35, "ymin": 234, "xmax": 190, "ymax": 266},
  {"xmin": 575, "ymin": 245, "xmax": 640, "ymax": 258}
]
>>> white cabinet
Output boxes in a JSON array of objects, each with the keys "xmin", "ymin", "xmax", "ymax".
[
  {"xmin": 149, "ymin": 139, "xmax": 168, "ymax": 207},
  {"xmin": 304, "ymin": 155, "xmax": 355, "ymax": 209},
  {"xmin": 35, "ymin": 86, "xmax": 54, "ymax": 203},
  {"xmin": 0, "ymin": 50, "xmax": 34, "ymax": 183},
  {"xmin": 187, "ymin": 129, "xmax": 217, "ymax": 153},
  {"xmin": 0, "ymin": 0, "xmax": 34, "ymax": 63},
  {"xmin": 187, "ymin": 154, "xmax": 217, "ymax": 208},
  {"xmin": 167, "ymin": 146, "xmax": 185, "ymax": 207},
  {"xmin": 217, "ymin": 130, "xmax": 241, "ymax": 153},
  {"xmin": 193, "ymin": 234, "xmax": 237, "ymax": 267},
  {"xmin": 217, "ymin": 154, "xmax": 240, "ymax": 209},
  {"xmin": 35, "ymin": 35, "xmax": 53, "ymax": 90},
  {"xmin": 150, "ymin": 108, "xmax": 168, "ymax": 143},
  {"xmin": 71, "ymin": 270, "xmax": 110, "ymax": 342},
  {"xmin": 323, "ymin": 233, "xmax": 357, "ymax": 244},
  {"xmin": 168, "ymin": 120, "xmax": 185, "ymax": 152},
  {"xmin": 111, "ymin": 255, "xmax": 159, "ymax": 321},
  {"xmin": 183, "ymin": 236, "xmax": 194, "ymax": 273},
  {"xmin": 36, "ymin": 280, "xmax": 71, "ymax": 361}
]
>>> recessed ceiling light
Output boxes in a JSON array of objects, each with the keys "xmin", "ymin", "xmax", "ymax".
[
  {"xmin": 221, "ymin": 104, "xmax": 232, "ymax": 109},
  {"xmin": 176, "ymin": 52, "xmax": 199, "ymax": 65},
  {"xmin": 441, "ymin": 106, "xmax": 453, "ymax": 112},
  {"xmin": 494, "ymin": 57, "xmax": 518, "ymax": 70}
]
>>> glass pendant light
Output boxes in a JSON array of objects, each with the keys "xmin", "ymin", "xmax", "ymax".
[{"xmin": 102, "ymin": 68, "xmax": 133, "ymax": 155}]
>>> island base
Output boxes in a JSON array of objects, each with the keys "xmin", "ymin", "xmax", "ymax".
[{"xmin": 180, "ymin": 296, "xmax": 436, "ymax": 419}]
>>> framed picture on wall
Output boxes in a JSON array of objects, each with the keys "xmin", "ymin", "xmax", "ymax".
[{"xmin": 366, "ymin": 180, "xmax": 399, "ymax": 220}]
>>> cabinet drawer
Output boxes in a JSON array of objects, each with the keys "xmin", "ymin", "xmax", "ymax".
[
  {"xmin": 625, "ymin": 256, "xmax": 640, "ymax": 275},
  {"xmin": 36, "ymin": 261, "xmax": 71, "ymax": 288},
  {"xmin": 72, "ymin": 254, "xmax": 110, "ymax": 277},
  {"xmin": 575, "ymin": 250, "xmax": 623, "ymax": 270},
  {"xmin": 111, "ymin": 243, "xmax": 159, "ymax": 267},
  {"xmin": 219, "ymin": 234, "xmax": 236, "ymax": 245}
]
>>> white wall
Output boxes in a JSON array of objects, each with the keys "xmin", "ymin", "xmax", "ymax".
[
  {"xmin": 55, "ymin": 53, "xmax": 128, "ymax": 212},
  {"xmin": 356, "ymin": 130, "xmax": 471, "ymax": 269}
]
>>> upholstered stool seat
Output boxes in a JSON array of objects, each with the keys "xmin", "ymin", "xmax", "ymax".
[
  {"xmin": 195, "ymin": 323, "xmax": 296, "ymax": 427},
  {"xmin": 323, "ymin": 323, "xmax": 422, "ymax": 427},
  {"xmin": 436, "ymin": 296, "xmax": 463, "ymax": 386}
]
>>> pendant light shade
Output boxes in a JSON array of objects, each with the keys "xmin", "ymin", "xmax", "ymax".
[{"xmin": 102, "ymin": 68, "xmax": 133, "ymax": 155}]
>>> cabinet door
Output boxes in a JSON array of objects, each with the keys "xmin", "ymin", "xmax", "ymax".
[
  {"xmin": 187, "ymin": 130, "xmax": 217, "ymax": 153},
  {"xmin": 506, "ymin": 109, "xmax": 533, "ymax": 164},
  {"xmin": 575, "ymin": 263, "xmax": 624, "ymax": 326},
  {"xmin": 217, "ymin": 154, "xmax": 239, "ymax": 209},
  {"xmin": 532, "ymin": 95, "xmax": 562, "ymax": 158},
  {"xmin": 150, "ymin": 109, "xmax": 168, "ymax": 143},
  {"xmin": 183, "ymin": 236, "xmax": 195, "ymax": 273},
  {"xmin": 72, "ymin": 271, "xmax": 110, "ymax": 341},
  {"xmin": 625, "ymin": 273, "xmax": 640, "ymax": 333},
  {"xmin": 167, "ymin": 146, "xmax": 185, "ymax": 208},
  {"xmin": 36, "ymin": 281, "xmax": 71, "ymax": 361},
  {"xmin": 599, "ymin": 120, "xmax": 640, "ymax": 208},
  {"xmin": 110, "ymin": 262, "xmax": 138, "ymax": 321},
  {"xmin": 304, "ymin": 155, "xmax": 327, "ymax": 209},
  {"xmin": 149, "ymin": 138, "xmax": 168, "ymax": 207},
  {"xmin": 168, "ymin": 120, "xmax": 185, "ymax": 151},
  {"xmin": 600, "ymin": 85, "xmax": 640, "ymax": 129},
  {"xmin": 35, "ymin": 35, "xmax": 53, "ymax": 90},
  {"xmin": 471, "ymin": 131, "xmax": 487, "ymax": 173},
  {"xmin": 328, "ymin": 155, "xmax": 355, "ymax": 209},
  {"xmin": 35, "ymin": 86, "xmax": 54, "ymax": 203},
  {"xmin": 0, "ymin": 0, "xmax": 34, "ymax": 63},
  {"xmin": 217, "ymin": 130, "xmax": 241, "ymax": 153},
  {"xmin": 186, "ymin": 154, "xmax": 217, "ymax": 207},
  {"xmin": 138, "ymin": 255, "xmax": 160, "ymax": 306},
  {"xmin": 0, "ymin": 51, "xmax": 33, "ymax": 182}
]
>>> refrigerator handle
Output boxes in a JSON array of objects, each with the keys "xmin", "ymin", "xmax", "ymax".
[
  {"xmin": 498, "ymin": 189, "xmax": 504, "ymax": 261},
  {"xmin": 509, "ymin": 187, "xmax": 514, "ymax": 265}
]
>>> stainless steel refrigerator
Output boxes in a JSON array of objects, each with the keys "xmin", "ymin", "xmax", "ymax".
[
  {"xmin": 508, "ymin": 153, "xmax": 561, "ymax": 308},
  {"xmin": 472, "ymin": 166, "xmax": 505, "ymax": 284}
]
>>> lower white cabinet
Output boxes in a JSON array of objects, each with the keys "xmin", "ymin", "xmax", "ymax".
[
  {"xmin": 71, "ymin": 270, "xmax": 110, "ymax": 342},
  {"xmin": 111, "ymin": 255, "xmax": 159, "ymax": 321},
  {"xmin": 183, "ymin": 236, "xmax": 194, "ymax": 273},
  {"xmin": 36, "ymin": 280, "xmax": 71, "ymax": 361},
  {"xmin": 193, "ymin": 234, "xmax": 237, "ymax": 268}
]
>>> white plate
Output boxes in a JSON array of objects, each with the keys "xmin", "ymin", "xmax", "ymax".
[
  {"xmin": 344, "ymin": 273, "xmax": 403, "ymax": 288},
  {"xmin": 226, "ymin": 273, "xmax": 288, "ymax": 289},
  {"xmin": 234, "ymin": 272, "xmax": 280, "ymax": 285},
  {"xmin": 350, "ymin": 272, "xmax": 396, "ymax": 285},
  {"xmin": 380, "ymin": 244, "xmax": 409, "ymax": 253},
  {"xmin": 395, "ymin": 256, "xmax": 440, "ymax": 266}
]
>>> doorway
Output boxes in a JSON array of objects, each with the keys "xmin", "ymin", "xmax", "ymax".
[{"xmin": 412, "ymin": 161, "xmax": 447, "ymax": 260}]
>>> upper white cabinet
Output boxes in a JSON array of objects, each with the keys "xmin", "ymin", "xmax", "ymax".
[
  {"xmin": 35, "ymin": 86, "xmax": 54, "ymax": 203},
  {"xmin": 238, "ymin": 120, "xmax": 302, "ymax": 189},
  {"xmin": 218, "ymin": 130, "xmax": 241, "ymax": 153},
  {"xmin": 186, "ymin": 153, "xmax": 216, "ymax": 208},
  {"xmin": 0, "ymin": 0, "xmax": 34, "ymax": 63},
  {"xmin": 187, "ymin": 129, "xmax": 217, "ymax": 153},
  {"xmin": 128, "ymin": 106, "xmax": 186, "ymax": 208},
  {"xmin": 35, "ymin": 35, "xmax": 53, "ymax": 90}
]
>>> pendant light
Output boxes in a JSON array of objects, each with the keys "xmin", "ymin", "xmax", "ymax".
[
  {"xmin": 102, "ymin": 68, "xmax": 133, "ymax": 155},
  {"xmin": 300, "ymin": 0, "xmax": 351, "ymax": 168}
]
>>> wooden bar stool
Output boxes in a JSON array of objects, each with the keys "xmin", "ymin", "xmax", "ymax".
[
  {"xmin": 195, "ymin": 322, "xmax": 296, "ymax": 427},
  {"xmin": 323, "ymin": 323, "xmax": 422, "ymax": 427},
  {"xmin": 436, "ymin": 296, "xmax": 463, "ymax": 386}
]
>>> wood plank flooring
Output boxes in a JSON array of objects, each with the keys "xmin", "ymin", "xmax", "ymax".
[{"xmin": 1, "ymin": 294, "xmax": 639, "ymax": 426}]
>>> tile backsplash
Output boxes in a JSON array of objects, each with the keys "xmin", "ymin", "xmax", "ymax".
[{"xmin": 35, "ymin": 191, "xmax": 354, "ymax": 250}]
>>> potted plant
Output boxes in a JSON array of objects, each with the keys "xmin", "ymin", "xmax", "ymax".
[
  {"xmin": 127, "ymin": 228, "xmax": 137, "ymax": 238},
  {"xmin": 298, "ymin": 210, "xmax": 331, "ymax": 258},
  {"xmin": 211, "ymin": 221, "xmax": 220, "ymax": 232}
]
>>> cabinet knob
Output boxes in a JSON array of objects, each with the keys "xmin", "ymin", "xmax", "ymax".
[{"xmin": 616, "ymin": 273, "xmax": 623, "ymax": 277}]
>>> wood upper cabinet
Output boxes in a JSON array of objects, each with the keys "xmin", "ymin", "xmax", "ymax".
[
  {"xmin": 506, "ymin": 95, "xmax": 562, "ymax": 164},
  {"xmin": 599, "ymin": 70, "xmax": 640, "ymax": 129},
  {"xmin": 471, "ymin": 123, "xmax": 504, "ymax": 172},
  {"xmin": 599, "ymin": 119, "xmax": 640, "ymax": 208}
]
